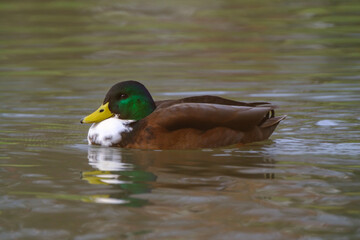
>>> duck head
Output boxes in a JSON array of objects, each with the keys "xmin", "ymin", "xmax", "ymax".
[{"xmin": 81, "ymin": 81, "xmax": 156, "ymax": 123}]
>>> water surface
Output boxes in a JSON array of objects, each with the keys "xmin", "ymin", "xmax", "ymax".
[{"xmin": 1, "ymin": 0, "xmax": 360, "ymax": 239}]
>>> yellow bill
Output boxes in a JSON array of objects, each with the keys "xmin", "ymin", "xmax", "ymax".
[{"xmin": 80, "ymin": 102, "xmax": 114, "ymax": 124}]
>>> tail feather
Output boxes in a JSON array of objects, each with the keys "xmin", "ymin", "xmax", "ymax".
[{"xmin": 260, "ymin": 115, "xmax": 287, "ymax": 128}]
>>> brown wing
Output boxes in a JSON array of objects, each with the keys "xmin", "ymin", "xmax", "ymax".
[
  {"xmin": 150, "ymin": 103, "xmax": 274, "ymax": 132},
  {"xmin": 155, "ymin": 95, "xmax": 272, "ymax": 109}
]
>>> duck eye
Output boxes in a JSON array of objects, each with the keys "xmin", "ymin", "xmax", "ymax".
[{"xmin": 120, "ymin": 93, "xmax": 128, "ymax": 100}]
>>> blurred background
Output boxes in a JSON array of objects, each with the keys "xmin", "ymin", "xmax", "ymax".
[{"xmin": 0, "ymin": 0, "xmax": 359, "ymax": 239}]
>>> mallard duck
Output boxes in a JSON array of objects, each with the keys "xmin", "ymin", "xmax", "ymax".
[{"xmin": 81, "ymin": 81, "xmax": 286, "ymax": 149}]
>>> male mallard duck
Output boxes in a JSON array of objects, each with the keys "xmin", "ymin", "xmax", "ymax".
[{"xmin": 81, "ymin": 81, "xmax": 286, "ymax": 149}]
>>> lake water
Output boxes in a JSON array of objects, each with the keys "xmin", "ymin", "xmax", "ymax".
[{"xmin": 1, "ymin": 0, "xmax": 360, "ymax": 239}]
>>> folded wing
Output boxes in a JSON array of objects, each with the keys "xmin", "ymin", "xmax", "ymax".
[{"xmin": 152, "ymin": 103, "xmax": 275, "ymax": 131}]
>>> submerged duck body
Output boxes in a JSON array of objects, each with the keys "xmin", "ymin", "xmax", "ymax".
[{"xmin": 81, "ymin": 81, "xmax": 286, "ymax": 149}]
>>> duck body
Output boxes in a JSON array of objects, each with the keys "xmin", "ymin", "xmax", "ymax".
[{"xmin": 82, "ymin": 81, "xmax": 286, "ymax": 150}]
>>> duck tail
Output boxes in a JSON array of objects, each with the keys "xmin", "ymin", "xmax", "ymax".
[{"xmin": 260, "ymin": 109, "xmax": 287, "ymax": 128}]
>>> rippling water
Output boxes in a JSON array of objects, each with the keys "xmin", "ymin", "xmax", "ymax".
[{"xmin": 1, "ymin": 0, "xmax": 360, "ymax": 239}]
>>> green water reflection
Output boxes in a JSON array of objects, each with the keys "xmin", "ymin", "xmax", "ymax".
[{"xmin": 82, "ymin": 147, "xmax": 156, "ymax": 206}]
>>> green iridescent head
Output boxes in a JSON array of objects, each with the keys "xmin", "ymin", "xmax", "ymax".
[{"xmin": 81, "ymin": 81, "xmax": 156, "ymax": 123}]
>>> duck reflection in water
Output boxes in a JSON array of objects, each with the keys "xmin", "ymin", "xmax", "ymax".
[
  {"xmin": 121, "ymin": 149, "xmax": 277, "ymax": 192},
  {"xmin": 83, "ymin": 146, "xmax": 276, "ymax": 200},
  {"xmin": 87, "ymin": 147, "xmax": 133, "ymax": 172},
  {"xmin": 82, "ymin": 147, "xmax": 156, "ymax": 206}
]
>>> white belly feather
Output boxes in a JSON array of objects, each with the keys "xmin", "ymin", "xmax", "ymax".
[{"xmin": 87, "ymin": 118, "xmax": 134, "ymax": 147}]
